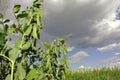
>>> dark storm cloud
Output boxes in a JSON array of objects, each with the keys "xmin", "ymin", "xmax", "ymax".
[{"xmin": 42, "ymin": 0, "xmax": 120, "ymax": 48}]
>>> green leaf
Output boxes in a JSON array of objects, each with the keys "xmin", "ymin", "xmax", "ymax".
[
  {"xmin": 15, "ymin": 38, "xmax": 22, "ymax": 49},
  {"xmin": 17, "ymin": 63, "xmax": 26, "ymax": 80},
  {"xmin": 56, "ymin": 68, "xmax": 59, "ymax": 79},
  {"xmin": 21, "ymin": 24, "xmax": 28, "ymax": 32},
  {"xmin": 59, "ymin": 39, "xmax": 65, "ymax": 44},
  {"xmin": 33, "ymin": 3, "xmax": 41, "ymax": 8},
  {"xmin": 21, "ymin": 42, "xmax": 31, "ymax": 50},
  {"xmin": 9, "ymin": 48, "xmax": 20, "ymax": 62},
  {"xmin": 38, "ymin": 73, "xmax": 46, "ymax": 80},
  {"xmin": 40, "ymin": 6, "xmax": 43, "ymax": 17},
  {"xmin": 8, "ymin": 27, "xmax": 15, "ymax": 35},
  {"xmin": 24, "ymin": 25, "xmax": 32, "ymax": 36},
  {"xmin": 32, "ymin": 25, "xmax": 38, "ymax": 39},
  {"xmin": 14, "ymin": 71, "xmax": 19, "ymax": 80},
  {"xmin": 64, "ymin": 45, "xmax": 68, "ymax": 54},
  {"xmin": 58, "ymin": 59, "xmax": 65, "ymax": 66},
  {"xmin": 42, "ymin": 42, "xmax": 50, "ymax": 49},
  {"xmin": 33, "ymin": 0, "xmax": 41, "ymax": 8},
  {"xmin": 5, "ymin": 74, "xmax": 11, "ymax": 80},
  {"xmin": 64, "ymin": 57, "xmax": 69, "ymax": 68},
  {"xmin": 0, "ymin": 20, "xmax": 3, "ymax": 24},
  {"xmin": 0, "ymin": 13, "xmax": 3, "ymax": 18},
  {"xmin": 4, "ymin": 19, "xmax": 10, "ymax": 23},
  {"xmin": 13, "ymin": 4, "xmax": 21, "ymax": 13},
  {"xmin": 0, "ymin": 34, "xmax": 5, "ymax": 45},
  {"xmin": 26, "ymin": 68, "xmax": 38, "ymax": 80},
  {"xmin": 37, "ymin": 13, "xmax": 41, "ymax": 26},
  {"xmin": 32, "ymin": 46, "xmax": 37, "ymax": 51},
  {"xmin": 46, "ymin": 56, "xmax": 51, "ymax": 69},
  {"xmin": 0, "ymin": 29, "xmax": 5, "ymax": 45},
  {"xmin": 4, "ymin": 24, "xmax": 9, "ymax": 32},
  {"xmin": 0, "ymin": 29, "xmax": 5, "ymax": 33},
  {"xmin": 17, "ymin": 11, "xmax": 28, "ymax": 19}
]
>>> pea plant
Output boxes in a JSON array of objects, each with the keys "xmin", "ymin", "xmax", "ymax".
[{"xmin": 0, "ymin": 0, "xmax": 69, "ymax": 80}]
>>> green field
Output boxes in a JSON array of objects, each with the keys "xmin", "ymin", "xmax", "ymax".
[{"xmin": 64, "ymin": 67, "xmax": 120, "ymax": 80}]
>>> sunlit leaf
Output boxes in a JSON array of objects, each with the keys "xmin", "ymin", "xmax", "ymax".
[
  {"xmin": 17, "ymin": 63, "xmax": 26, "ymax": 80},
  {"xmin": 46, "ymin": 56, "xmax": 51, "ymax": 69},
  {"xmin": 9, "ymin": 48, "xmax": 20, "ymax": 62},
  {"xmin": 40, "ymin": 6, "xmax": 43, "ymax": 17},
  {"xmin": 21, "ymin": 42, "xmax": 31, "ymax": 50},
  {"xmin": 32, "ymin": 46, "xmax": 37, "ymax": 51},
  {"xmin": 38, "ymin": 73, "xmax": 46, "ymax": 80},
  {"xmin": 58, "ymin": 59, "xmax": 65, "ymax": 66},
  {"xmin": 37, "ymin": 13, "xmax": 41, "ymax": 26},
  {"xmin": 26, "ymin": 68, "xmax": 38, "ymax": 80},
  {"xmin": 64, "ymin": 57, "xmax": 69, "ymax": 68},
  {"xmin": 14, "ymin": 71, "xmax": 19, "ymax": 80},
  {"xmin": 64, "ymin": 45, "xmax": 68, "ymax": 54},
  {"xmin": 42, "ymin": 42, "xmax": 50, "ymax": 49},
  {"xmin": 32, "ymin": 25, "xmax": 38, "ymax": 39},
  {"xmin": 24, "ymin": 25, "xmax": 32, "ymax": 36},
  {"xmin": 8, "ymin": 27, "xmax": 15, "ymax": 35},
  {"xmin": 15, "ymin": 38, "xmax": 22, "ymax": 49},
  {"xmin": 5, "ymin": 74, "xmax": 11, "ymax": 80}
]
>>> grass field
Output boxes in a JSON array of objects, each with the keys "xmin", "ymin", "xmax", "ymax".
[{"xmin": 64, "ymin": 67, "xmax": 120, "ymax": 80}]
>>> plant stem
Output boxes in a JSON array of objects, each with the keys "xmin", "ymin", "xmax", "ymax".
[
  {"xmin": 0, "ymin": 54, "xmax": 12, "ymax": 62},
  {"xmin": 0, "ymin": 54, "xmax": 14, "ymax": 80},
  {"xmin": 11, "ymin": 61, "xmax": 14, "ymax": 80}
]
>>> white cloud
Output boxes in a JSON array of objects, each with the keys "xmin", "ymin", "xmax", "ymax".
[
  {"xmin": 97, "ymin": 43, "xmax": 120, "ymax": 52},
  {"xmin": 69, "ymin": 51, "xmax": 89, "ymax": 64},
  {"xmin": 110, "ymin": 61, "xmax": 120, "ymax": 68},
  {"xmin": 104, "ymin": 56, "xmax": 120, "ymax": 62},
  {"xmin": 76, "ymin": 0, "xmax": 91, "ymax": 4},
  {"xmin": 68, "ymin": 46, "xmax": 74, "ymax": 52},
  {"xmin": 115, "ymin": 53, "xmax": 120, "ymax": 56},
  {"xmin": 104, "ymin": 55, "xmax": 120, "ymax": 68},
  {"xmin": 51, "ymin": 0, "xmax": 58, "ymax": 2}
]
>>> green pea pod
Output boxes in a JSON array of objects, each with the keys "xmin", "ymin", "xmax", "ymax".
[
  {"xmin": 46, "ymin": 56, "xmax": 50, "ymax": 69},
  {"xmin": 21, "ymin": 42, "xmax": 31, "ymax": 50},
  {"xmin": 32, "ymin": 25, "xmax": 38, "ymax": 39},
  {"xmin": 37, "ymin": 13, "xmax": 41, "ymax": 26},
  {"xmin": 39, "ymin": 6, "xmax": 42, "ymax": 17}
]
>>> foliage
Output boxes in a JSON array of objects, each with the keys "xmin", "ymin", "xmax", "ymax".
[
  {"xmin": 64, "ymin": 67, "xmax": 120, "ymax": 80},
  {"xmin": 38, "ymin": 39, "xmax": 68, "ymax": 80},
  {"xmin": 0, "ymin": 0, "xmax": 69, "ymax": 80}
]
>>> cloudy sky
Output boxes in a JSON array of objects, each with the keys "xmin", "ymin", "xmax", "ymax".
[{"xmin": 0, "ymin": 0, "xmax": 120, "ymax": 70}]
